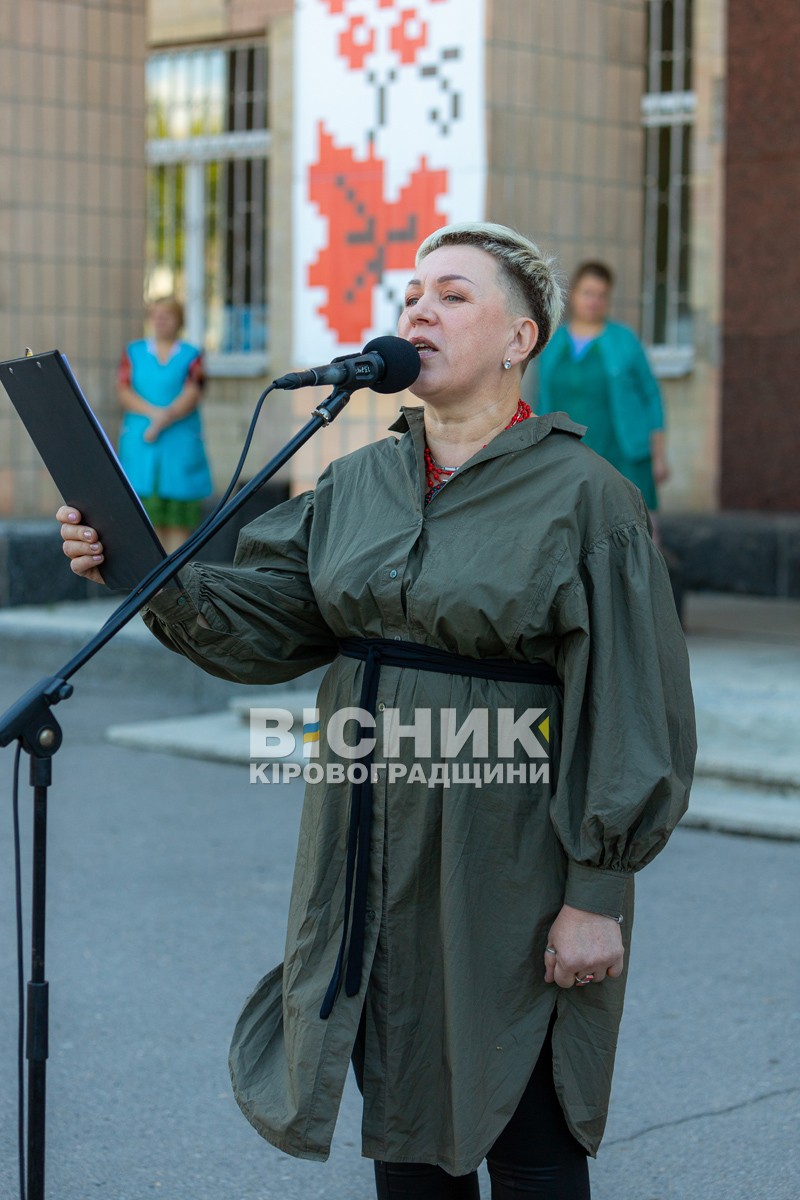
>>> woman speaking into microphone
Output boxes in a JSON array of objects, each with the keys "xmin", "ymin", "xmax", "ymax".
[{"xmin": 58, "ymin": 222, "xmax": 695, "ymax": 1200}]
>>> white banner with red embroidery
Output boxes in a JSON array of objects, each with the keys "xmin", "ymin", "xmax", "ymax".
[{"xmin": 292, "ymin": 0, "xmax": 486, "ymax": 362}]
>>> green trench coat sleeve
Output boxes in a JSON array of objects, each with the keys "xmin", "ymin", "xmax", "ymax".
[
  {"xmin": 550, "ymin": 519, "xmax": 696, "ymax": 916},
  {"xmin": 141, "ymin": 414, "xmax": 696, "ymax": 1171},
  {"xmin": 142, "ymin": 490, "xmax": 339, "ymax": 683}
]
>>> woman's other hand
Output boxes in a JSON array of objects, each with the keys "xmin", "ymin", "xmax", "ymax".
[
  {"xmin": 143, "ymin": 411, "xmax": 169, "ymax": 443},
  {"xmin": 652, "ymin": 455, "xmax": 671, "ymax": 485},
  {"xmin": 543, "ymin": 904, "xmax": 624, "ymax": 988},
  {"xmin": 651, "ymin": 429, "xmax": 670, "ymax": 485},
  {"xmin": 56, "ymin": 506, "xmax": 106, "ymax": 585}
]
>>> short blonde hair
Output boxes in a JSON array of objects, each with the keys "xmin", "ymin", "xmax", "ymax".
[
  {"xmin": 416, "ymin": 222, "xmax": 565, "ymax": 363},
  {"xmin": 150, "ymin": 294, "xmax": 185, "ymax": 328}
]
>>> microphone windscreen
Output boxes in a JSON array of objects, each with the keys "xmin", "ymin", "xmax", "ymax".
[{"xmin": 363, "ymin": 335, "xmax": 421, "ymax": 394}]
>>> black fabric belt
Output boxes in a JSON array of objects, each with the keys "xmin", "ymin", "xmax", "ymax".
[{"xmin": 319, "ymin": 636, "xmax": 560, "ymax": 1019}]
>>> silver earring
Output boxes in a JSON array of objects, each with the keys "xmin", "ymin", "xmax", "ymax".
[{"xmin": 503, "ymin": 358, "xmax": 512, "ymax": 370}]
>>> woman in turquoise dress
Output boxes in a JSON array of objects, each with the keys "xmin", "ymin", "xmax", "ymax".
[
  {"xmin": 535, "ymin": 262, "xmax": 668, "ymax": 514},
  {"xmin": 117, "ymin": 295, "xmax": 213, "ymax": 553}
]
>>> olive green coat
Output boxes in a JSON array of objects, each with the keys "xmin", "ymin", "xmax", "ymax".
[{"xmin": 144, "ymin": 408, "xmax": 696, "ymax": 1174}]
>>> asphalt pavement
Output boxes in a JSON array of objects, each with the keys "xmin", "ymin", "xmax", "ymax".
[{"xmin": 0, "ymin": 610, "xmax": 799, "ymax": 1199}]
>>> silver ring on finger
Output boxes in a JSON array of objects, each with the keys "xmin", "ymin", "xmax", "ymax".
[
  {"xmin": 545, "ymin": 946, "xmax": 557, "ymax": 956},
  {"xmin": 575, "ymin": 974, "xmax": 594, "ymax": 986}
]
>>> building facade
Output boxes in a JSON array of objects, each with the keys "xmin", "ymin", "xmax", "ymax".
[{"xmin": 1, "ymin": 0, "xmax": 797, "ymax": 531}]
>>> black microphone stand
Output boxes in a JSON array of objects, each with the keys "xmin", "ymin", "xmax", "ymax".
[{"xmin": 0, "ymin": 383, "xmax": 353, "ymax": 1200}]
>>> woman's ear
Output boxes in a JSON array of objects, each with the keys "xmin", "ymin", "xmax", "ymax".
[{"xmin": 509, "ymin": 317, "xmax": 539, "ymax": 365}]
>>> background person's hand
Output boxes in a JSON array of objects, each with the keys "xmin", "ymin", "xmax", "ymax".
[
  {"xmin": 650, "ymin": 430, "xmax": 670, "ymax": 486},
  {"xmin": 543, "ymin": 903, "xmax": 624, "ymax": 989},
  {"xmin": 56, "ymin": 505, "xmax": 106, "ymax": 585},
  {"xmin": 652, "ymin": 455, "xmax": 671, "ymax": 485},
  {"xmin": 143, "ymin": 410, "xmax": 169, "ymax": 443}
]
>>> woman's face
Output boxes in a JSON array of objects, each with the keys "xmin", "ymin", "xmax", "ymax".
[
  {"xmin": 151, "ymin": 302, "xmax": 182, "ymax": 342},
  {"xmin": 398, "ymin": 245, "xmax": 530, "ymax": 403},
  {"xmin": 570, "ymin": 275, "xmax": 611, "ymax": 325}
]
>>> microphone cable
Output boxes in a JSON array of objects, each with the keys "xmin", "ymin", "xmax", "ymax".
[
  {"xmin": 193, "ymin": 380, "xmax": 279, "ymax": 523},
  {"xmin": 96, "ymin": 380, "xmax": 278, "ymax": 634},
  {"xmin": 12, "ymin": 741, "xmax": 26, "ymax": 1199},
  {"xmin": 7, "ymin": 362, "xmax": 359, "ymax": 1194},
  {"xmin": 8, "ymin": 380, "xmax": 276, "ymax": 1200},
  {"xmin": 111, "ymin": 330, "xmax": 419, "ymax": 616}
]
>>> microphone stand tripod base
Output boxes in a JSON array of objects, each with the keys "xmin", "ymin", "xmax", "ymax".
[
  {"xmin": 1, "ymin": 681, "xmax": 71, "ymax": 1200},
  {"xmin": 0, "ymin": 382, "xmax": 355, "ymax": 1199}
]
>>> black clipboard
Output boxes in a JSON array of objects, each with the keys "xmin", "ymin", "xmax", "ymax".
[{"xmin": 0, "ymin": 350, "xmax": 168, "ymax": 593}]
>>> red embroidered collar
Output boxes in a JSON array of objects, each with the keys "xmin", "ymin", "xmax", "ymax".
[{"xmin": 424, "ymin": 399, "xmax": 532, "ymax": 504}]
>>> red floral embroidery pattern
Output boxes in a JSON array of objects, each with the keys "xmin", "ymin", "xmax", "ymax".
[
  {"xmin": 389, "ymin": 8, "xmax": 428, "ymax": 64},
  {"xmin": 319, "ymin": 0, "xmax": 451, "ymax": 73},
  {"xmin": 308, "ymin": 123, "xmax": 448, "ymax": 344},
  {"xmin": 339, "ymin": 14, "xmax": 376, "ymax": 70}
]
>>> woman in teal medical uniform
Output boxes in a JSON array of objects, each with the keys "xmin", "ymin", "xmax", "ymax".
[{"xmin": 536, "ymin": 262, "xmax": 668, "ymax": 514}]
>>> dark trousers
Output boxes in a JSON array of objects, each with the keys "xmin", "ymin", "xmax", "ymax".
[{"xmin": 352, "ymin": 1015, "xmax": 590, "ymax": 1200}]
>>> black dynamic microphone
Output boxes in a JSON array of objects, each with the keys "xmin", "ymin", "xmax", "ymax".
[{"xmin": 272, "ymin": 335, "xmax": 421, "ymax": 395}]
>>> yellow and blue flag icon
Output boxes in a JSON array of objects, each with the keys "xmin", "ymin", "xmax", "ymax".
[{"xmin": 303, "ymin": 711, "xmax": 320, "ymax": 758}]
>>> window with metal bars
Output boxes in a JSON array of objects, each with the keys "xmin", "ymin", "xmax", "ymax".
[
  {"xmin": 641, "ymin": 0, "xmax": 695, "ymax": 376},
  {"xmin": 145, "ymin": 43, "xmax": 270, "ymax": 374}
]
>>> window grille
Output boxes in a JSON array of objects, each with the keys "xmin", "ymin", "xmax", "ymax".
[
  {"xmin": 641, "ymin": 0, "xmax": 695, "ymax": 375},
  {"xmin": 146, "ymin": 43, "xmax": 270, "ymax": 374}
]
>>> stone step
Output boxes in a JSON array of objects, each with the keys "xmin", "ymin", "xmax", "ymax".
[
  {"xmin": 229, "ymin": 690, "xmax": 321, "ymax": 723},
  {"xmin": 106, "ymin": 689, "xmax": 325, "ymax": 764},
  {"xmin": 107, "ymin": 709, "xmax": 304, "ymax": 767},
  {"xmin": 6, "ymin": 597, "xmax": 800, "ymax": 841},
  {"xmin": 0, "ymin": 600, "xmax": 322, "ymax": 711},
  {"xmin": 680, "ymin": 777, "xmax": 800, "ymax": 841},
  {"xmin": 694, "ymin": 757, "xmax": 800, "ymax": 792},
  {"xmin": 104, "ymin": 709, "xmax": 800, "ymax": 841},
  {"xmin": 690, "ymin": 632, "xmax": 800, "ymax": 792}
]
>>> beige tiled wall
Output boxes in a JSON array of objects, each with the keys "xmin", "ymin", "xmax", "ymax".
[
  {"xmin": 485, "ymin": 0, "xmax": 647, "ymax": 329},
  {"xmin": 149, "ymin": 0, "xmax": 292, "ymax": 45},
  {"xmin": 229, "ymin": 0, "xmax": 293, "ymax": 36},
  {"xmin": 147, "ymin": 0, "xmax": 227, "ymax": 45},
  {"xmin": 0, "ymin": 0, "xmax": 147, "ymax": 518}
]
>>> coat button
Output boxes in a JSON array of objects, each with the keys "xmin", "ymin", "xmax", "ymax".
[
  {"xmin": 366, "ymin": 908, "xmax": 377, "ymax": 922},
  {"xmin": 378, "ymin": 702, "xmax": 386, "ymax": 712},
  {"xmin": 389, "ymin": 569, "xmax": 398, "ymax": 578}
]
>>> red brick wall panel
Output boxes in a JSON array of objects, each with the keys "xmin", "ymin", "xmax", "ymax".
[{"xmin": 721, "ymin": 0, "xmax": 800, "ymax": 510}]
